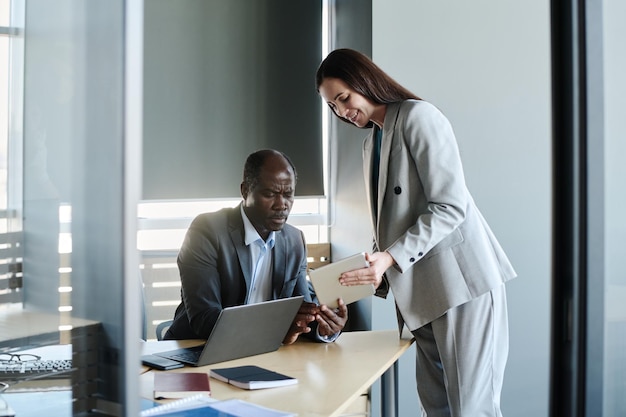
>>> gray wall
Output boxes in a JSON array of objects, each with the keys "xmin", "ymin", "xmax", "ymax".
[
  {"xmin": 330, "ymin": 1, "xmax": 552, "ymax": 416},
  {"xmin": 375, "ymin": 2, "xmax": 552, "ymax": 415},
  {"xmin": 143, "ymin": 0, "xmax": 324, "ymax": 200},
  {"xmin": 604, "ymin": 1, "xmax": 626, "ymax": 414}
]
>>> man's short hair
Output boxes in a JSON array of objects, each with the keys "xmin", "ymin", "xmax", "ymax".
[{"xmin": 242, "ymin": 149, "xmax": 297, "ymax": 191}]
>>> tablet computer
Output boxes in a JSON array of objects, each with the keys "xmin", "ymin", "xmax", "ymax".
[{"xmin": 309, "ymin": 252, "xmax": 373, "ymax": 308}]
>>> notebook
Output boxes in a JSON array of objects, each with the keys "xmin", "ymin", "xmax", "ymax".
[
  {"xmin": 153, "ymin": 296, "xmax": 303, "ymax": 367},
  {"xmin": 308, "ymin": 252, "xmax": 373, "ymax": 308},
  {"xmin": 210, "ymin": 365, "xmax": 297, "ymax": 390}
]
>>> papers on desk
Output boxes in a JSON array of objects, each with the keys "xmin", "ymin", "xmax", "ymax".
[
  {"xmin": 0, "ymin": 390, "xmax": 71, "ymax": 417},
  {"xmin": 140, "ymin": 394, "xmax": 295, "ymax": 417},
  {"xmin": 209, "ymin": 399, "xmax": 295, "ymax": 417},
  {"xmin": 0, "ymin": 403, "xmax": 15, "ymax": 417}
]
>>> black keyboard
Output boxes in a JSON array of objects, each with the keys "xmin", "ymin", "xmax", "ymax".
[
  {"xmin": 156, "ymin": 346, "xmax": 203, "ymax": 364},
  {"xmin": 167, "ymin": 351, "xmax": 200, "ymax": 363},
  {"xmin": 0, "ymin": 359, "xmax": 73, "ymax": 381}
]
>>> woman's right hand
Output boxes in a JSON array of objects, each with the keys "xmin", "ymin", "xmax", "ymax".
[{"xmin": 339, "ymin": 251, "xmax": 394, "ymax": 289}]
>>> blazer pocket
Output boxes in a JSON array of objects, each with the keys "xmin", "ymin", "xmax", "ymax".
[{"xmin": 424, "ymin": 228, "xmax": 464, "ymax": 260}]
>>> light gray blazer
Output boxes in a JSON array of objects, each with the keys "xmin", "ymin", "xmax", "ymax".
[{"xmin": 363, "ymin": 100, "xmax": 517, "ymax": 332}]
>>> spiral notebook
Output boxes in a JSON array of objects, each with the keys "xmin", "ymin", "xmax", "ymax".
[
  {"xmin": 140, "ymin": 395, "xmax": 217, "ymax": 416},
  {"xmin": 140, "ymin": 394, "xmax": 294, "ymax": 417}
]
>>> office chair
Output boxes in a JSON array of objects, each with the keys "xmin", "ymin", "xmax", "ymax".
[
  {"xmin": 155, "ymin": 320, "xmax": 173, "ymax": 341},
  {"xmin": 139, "ymin": 271, "xmax": 147, "ymax": 341}
]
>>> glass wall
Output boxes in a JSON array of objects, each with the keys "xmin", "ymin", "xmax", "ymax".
[
  {"xmin": 2, "ymin": 0, "xmax": 142, "ymax": 415},
  {"xmin": 0, "ymin": 0, "xmax": 8, "ymax": 214},
  {"xmin": 0, "ymin": 0, "xmax": 23, "ymax": 309}
]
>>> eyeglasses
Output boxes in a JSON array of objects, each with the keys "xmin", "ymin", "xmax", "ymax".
[{"xmin": 0, "ymin": 353, "xmax": 41, "ymax": 364}]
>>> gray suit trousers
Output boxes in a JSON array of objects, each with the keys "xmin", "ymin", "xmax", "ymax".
[{"xmin": 411, "ymin": 283, "xmax": 509, "ymax": 417}]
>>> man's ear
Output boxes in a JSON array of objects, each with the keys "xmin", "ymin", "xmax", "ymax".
[{"xmin": 240, "ymin": 182, "xmax": 247, "ymax": 199}]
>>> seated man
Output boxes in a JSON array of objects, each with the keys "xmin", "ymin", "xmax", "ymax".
[{"xmin": 165, "ymin": 149, "xmax": 347, "ymax": 344}]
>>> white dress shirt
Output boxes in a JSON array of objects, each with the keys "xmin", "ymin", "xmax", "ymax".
[
  {"xmin": 241, "ymin": 205, "xmax": 275, "ymax": 304},
  {"xmin": 240, "ymin": 206, "xmax": 339, "ymax": 342}
]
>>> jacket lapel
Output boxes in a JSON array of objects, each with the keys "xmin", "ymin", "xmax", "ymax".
[
  {"xmin": 363, "ymin": 132, "xmax": 376, "ymax": 225},
  {"xmin": 372, "ymin": 102, "xmax": 401, "ymax": 239},
  {"xmin": 229, "ymin": 205, "xmax": 253, "ymax": 295}
]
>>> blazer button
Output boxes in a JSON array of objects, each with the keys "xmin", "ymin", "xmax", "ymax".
[
  {"xmin": 409, "ymin": 257, "xmax": 415, "ymax": 262},
  {"xmin": 394, "ymin": 186, "xmax": 402, "ymax": 195}
]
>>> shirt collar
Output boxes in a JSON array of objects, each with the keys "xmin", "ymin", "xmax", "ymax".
[{"xmin": 240, "ymin": 205, "xmax": 276, "ymax": 247}]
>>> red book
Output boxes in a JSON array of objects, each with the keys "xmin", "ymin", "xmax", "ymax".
[{"xmin": 153, "ymin": 372, "xmax": 211, "ymax": 399}]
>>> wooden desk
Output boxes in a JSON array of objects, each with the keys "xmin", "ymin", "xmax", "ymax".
[{"xmin": 141, "ymin": 330, "xmax": 413, "ymax": 417}]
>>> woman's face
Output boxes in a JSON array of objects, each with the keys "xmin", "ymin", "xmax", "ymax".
[{"xmin": 318, "ymin": 77, "xmax": 385, "ymax": 128}]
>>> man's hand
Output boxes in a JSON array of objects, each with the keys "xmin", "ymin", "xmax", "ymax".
[
  {"xmin": 339, "ymin": 251, "xmax": 394, "ymax": 289},
  {"xmin": 316, "ymin": 298, "xmax": 348, "ymax": 337},
  {"xmin": 282, "ymin": 301, "xmax": 319, "ymax": 345}
]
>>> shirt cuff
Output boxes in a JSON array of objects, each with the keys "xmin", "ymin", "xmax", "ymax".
[{"xmin": 316, "ymin": 328, "xmax": 340, "ymax": 343}]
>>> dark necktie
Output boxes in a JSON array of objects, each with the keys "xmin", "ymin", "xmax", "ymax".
[{"xmin": 371, "ymin": 128, "xmax": 382, "ymax": 218}]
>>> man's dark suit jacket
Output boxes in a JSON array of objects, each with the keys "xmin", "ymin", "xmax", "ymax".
[{"xmin": 164, "ymin": 204, "xmax": 314, "ymax": 340}]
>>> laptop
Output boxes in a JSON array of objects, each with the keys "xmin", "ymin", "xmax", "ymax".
[{"xmin": 153, "ymin": 296, "xmax": 304, "ymax": 367}]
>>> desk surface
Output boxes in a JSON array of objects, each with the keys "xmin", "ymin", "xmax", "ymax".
[
  {"xmin": 0, "ymin": 307, "xmax": 99, "ymax": 350},
  {"xmin": 141, "ymin": 329, "xmax": 413, "ymax": 417}
]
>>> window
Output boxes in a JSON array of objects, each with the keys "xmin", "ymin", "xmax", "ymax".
[{"xmin": 0, "ymin": 0, "xmax": 23, "ymax": 309}]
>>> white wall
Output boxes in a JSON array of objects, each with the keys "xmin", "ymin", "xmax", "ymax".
[
  {"xmin": 603, "ymin": 1, "xmax": 626, "ymax": 413},
  {"xmin": 368, "ymin": 1, "xmax": 552, "ymax": 416}
]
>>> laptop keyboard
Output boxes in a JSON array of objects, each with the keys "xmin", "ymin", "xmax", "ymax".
[
  {"xmin": 0, "ymin": 359, "xmax": 73, "ymax": 381},
  {"xmin": 157, "ymin": 346, "xmax": 203, "ymax": 363}
]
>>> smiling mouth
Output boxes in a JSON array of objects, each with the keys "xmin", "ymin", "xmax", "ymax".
[{"xmin": 347, "ymin": 111, "xmax": 358, "ymax": 123}]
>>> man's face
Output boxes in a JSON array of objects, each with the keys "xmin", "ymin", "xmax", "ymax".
[{"xmin": 242, "ymin": 156, "xmax": 295, "ymax": 240}]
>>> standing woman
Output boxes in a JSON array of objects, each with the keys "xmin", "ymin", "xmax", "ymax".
[{"xmin": 316, "ymin": 48, "xmax": 516, "ymax": 417}]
